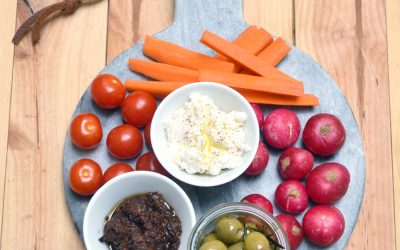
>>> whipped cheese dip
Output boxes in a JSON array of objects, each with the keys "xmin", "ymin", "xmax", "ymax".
[{"xmin": 164, "ymin": 93, "xmax": 250, "ymax": 175}]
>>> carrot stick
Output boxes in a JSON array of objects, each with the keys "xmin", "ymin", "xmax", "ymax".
[
  {"xmin": 125, "ymin": 80, "xmax": 188, "ymax": 98},
  {"xmin": 129, "ymin": 59, "xmax": 198, "ymax": 82},
  {"xmin": 143, "ymin": 36, "xmax": 234, "ymax": 72},
  {"xmin": 201, "ymin": 30, "xmax": 292, "ymax": 79},
  {"xmin": 258, "ymin": 37, "xmax": 291, "ymax": 66},
  {"xmin": 125, "ymin": 80, "xmax": 319, "ymax": 106},
  {"xmin": 198, "ymin": 69, "xmax": 304, "ymax": 97},
  {"xmin": 215, "ymin": 26, "xmax": 273, "ymax": 71},
  {"xmin": 241, "ymin": 37, "xmax": 291, "ymax": 75},
  {"xmin": 239, "ymin": 90, "xmax": 319, "ymax": 106},
  {"xmin": 214, "ymin": 26, "xmax": 257, "ymax": 60}
]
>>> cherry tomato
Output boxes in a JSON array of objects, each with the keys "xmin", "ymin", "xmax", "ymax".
[
  {"xmin": 106, "ymin": 124, "xmax": 143, "ymax": 159},
  {"xmin": 90, "ymin": 74, "xmax": 126, "ymax": 109},
  {"xmin": 144, "ymin": 121, "xmax": 152, "ymax": 149},
  {"xmin": 136, "ymin": 152, "xmax": 169, "ymax": 176},
  {"xmin": 69, "ymin": 159, "xmax": 103, "ymax": 196},
  {"xmin": 103, "ymin": 163, "xmax": 134, "ymax": 183},
  {"xmin": 121, "ymin": 91, "xmax": 157, "ymax": 127},
  {"xmin": 70, "ymin": 113, "xmax": 103, "ymax": 149}
]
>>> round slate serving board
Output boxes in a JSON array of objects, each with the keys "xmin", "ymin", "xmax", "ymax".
[{"xmin": 63, "ymin": 0, "xmax": 365, "ymax": 249}]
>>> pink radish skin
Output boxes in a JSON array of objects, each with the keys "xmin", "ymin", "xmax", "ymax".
[
  {"xmin": 276, "ymin": 214, "xmax": 303, "ymax": 249},
  {"xmin": 303, "ymin": 113, "xmax": 346, "ymax": 156},
  {"xmin": 275, "ymin": 180, "xmax": 308, "ymax": 214},
  {"xmin": 278, "ymin": 148, "xmax": 314, "ymax": 180},
  {"xmin": 302, "ymin": 205, "xmax": 345, "ymax": 247},
  {"xmin": 241, "ymin": 194, "xmax": 274, "ymax": 214},
  {"xmin": 245, "ymin": 142, "xmax": 269, "ymax": 176},
  {"xmin": 306, "ymin": 163, "xmax": 350, "ymax": 204},
  {"xmin": 263, "ymin": 109, "xmax": 301, "ymax": 149},
  {"xmin": 250, "ymin": 103, "xmax": 264, "ymax": 129}
]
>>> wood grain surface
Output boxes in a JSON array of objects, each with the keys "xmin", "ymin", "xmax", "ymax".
[
  {"xmin": 244, "ymin": 0, "xmax": 294, "ymax": 42},
  {"xmin": 107, "ymin": 0, "xmax": 174, "ymax": 63},
  {"xmin": 1, "ymin": 0, "xmax": 108, "ymax": 249},
  {"xmin": 387, "ymin": 0, "xmax": 400, "ymax": 246},
  {"xmin": 295, "ymin": 1, "xmax": 394, "ymax": 249},
  {"xmin": 0, "ymin": 0, "xmax": 17, "ymax": 242},
  {"xmin": 0, "ymin": 0, "xmax": 397, "ymax": 249}
]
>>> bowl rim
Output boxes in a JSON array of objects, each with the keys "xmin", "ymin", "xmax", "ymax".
[
  {"xmin": 82, "ymin": 171, "xmax": 196, "ymax": 249},
  {"xmin": 151, "ymin": 81, "xmax": 259, "ymax": 187}
]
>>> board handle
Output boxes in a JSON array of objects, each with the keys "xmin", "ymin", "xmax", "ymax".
[{"xmin": 174, "ymin": 0, "xmax": 245, "ymax": 26}]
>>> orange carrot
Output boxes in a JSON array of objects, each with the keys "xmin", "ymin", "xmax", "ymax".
[
  {"xmin": 241, "ymin": 37, "xmax": 290, "ymax": 74},
  {"xmin": 201, "ymin": 30, "xmax": 292, "ymax": 79},
  {"xmin": 129, "ymin": 59, "xmax": 198, "ymax": 82},
  {"xmin": 198, "ymin": 69, "xmax": 304, "ymax": 97},
  {"xmin": 125, "ymin": 80, "xmax": 188, "ymax": 98},
  {"xmin": 214, "ymin": 26, "xmax": 257, "ymax": 60},
  {"xmin": 239, "ymin": 90, "xmax": 319, "ymax": 106},
  {"xmin": 124, "ymin": 80, "xmax": 319, "ymax": 106},
  {"xmin": 215, "ymin": 26, "xmax": 273, "ymax": 71},
  {"xmin": 143, "ymin": 36, "xmax": 234, "ymax": 72},
  {"xmin": 258, "ymin": 37, "xmax": 291, "ymax": 66}
]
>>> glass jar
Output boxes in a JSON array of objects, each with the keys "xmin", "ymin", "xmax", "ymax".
[{"xmin": 188, "ymin": 202, "xmax": 290, "ymax": 249}]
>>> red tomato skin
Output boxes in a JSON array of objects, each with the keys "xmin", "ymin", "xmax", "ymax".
[
  {"xmin": 103, "ymin": 163, "xmax": 134, "ymax": 183},
  {"xmin": 68, "ymin": 159, "xmax": 103, "ymax": 196},
  {"xmin": 106, "ymin": 124, "xmax": 143, "ymax": 159},
  {"xmin": 90, "ymin": 74, "xmax": 126, "ymax": 109},
  {"xmin": 70, "ymin": 113, "xmax": 103, "ymax": 149},
  {"xmin": 121, "ymin": 91, "xmax": 157, "ymax": 127},
  {"xmin": 136, "ymin": 152, "xmax": 169, "ymax": 176},
  {"xmin": 144, "ymin": 122, "xmax": 152, "ymax": 149}
]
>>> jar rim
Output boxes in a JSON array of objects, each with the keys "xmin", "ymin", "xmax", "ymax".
[{"xmin": 188, "ymin": 202, "xmax": 290, "ymax": 249}]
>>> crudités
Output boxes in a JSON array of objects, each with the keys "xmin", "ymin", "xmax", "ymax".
[{"xmin": 164, "ymin": 93, "xmax": 250, "ymax": 175}]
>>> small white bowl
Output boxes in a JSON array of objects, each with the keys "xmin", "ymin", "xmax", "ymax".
[
  {"xmin": 83, "ymin": 171, "xmax": 196, "ymax": 250},
  {"xmin": 151, "ymin": 82, "xmax": 259, "ymax": 187}
]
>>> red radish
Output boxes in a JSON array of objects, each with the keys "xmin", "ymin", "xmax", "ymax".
[
  {"xmin": 306, "ymin": 163, "xmax": 350, "ymax": 204},
  {"xmin": 241, "ymin": 194, "xmax": 274, "ymax": 214},
  {"xmin": 303, "ymin": 113, "xmax": 346, "ymax": 156},
  {"xmin": 245, "ymin": 142, "xmax": 269, "ymax": 176},
  {"xmin": 240, "ymin": 215, "xmax": 264, "ymax": 230},
  {"xmin": 276, "ymin": 214, "xmax": 303, "ymax": 249},
  {"xmin": 278, "ymin": 148, "xmax": 314, "ymax": 180},
  {"xmin": 275, "ymin": 180, "xmax": 308, "ymax": 214},
  {"xmin": 250, "ymin": 103, "xmax": 264, "ymax": 129},
  {"xmin": 263, "ymin": 109, "xmax": 301, "ymax": 149},
  {"xmin": 302, "ymin": 205, "xmax": 345, "ymax": 247}
]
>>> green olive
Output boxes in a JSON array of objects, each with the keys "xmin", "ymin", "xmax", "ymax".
[
  {"xmin": 227, "ymin": 241, "xmax": 244, "ymax": 250},
  {"xmin": 199, "ymin": 240, "xmax": 227, "ymax": 250},
  {"xmin": 215, "ymin": 217, "xmax": 244, "ymax": 244},
  {"xmin": 245, "ymin": 222, "xmax": 259, "ymax": 233},
  {"xmin": 244, "ymin": 232, "xmax": 270, "ymax": 250},
  {"xmin": 202, "ymin": 233, "xmax": 218, "ymax": 244}
]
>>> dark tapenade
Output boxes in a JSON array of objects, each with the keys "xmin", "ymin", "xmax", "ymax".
[{"xmin": 101, "ymin": 192, "xmax": 182, "ymax": 250}]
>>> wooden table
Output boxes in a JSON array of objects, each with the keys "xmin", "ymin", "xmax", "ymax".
[{"xmin": 0, "ymin": 0, "xmax": 398, "ymax": 249}]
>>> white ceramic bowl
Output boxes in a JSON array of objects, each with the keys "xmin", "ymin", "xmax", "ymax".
[
  {"xmin": 83, "ymin": 171, "xmax": 196, "ymax": 250},
  {"xmin": 151, "ymin": 82, "xmax": 259, "ymax": 187}
]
